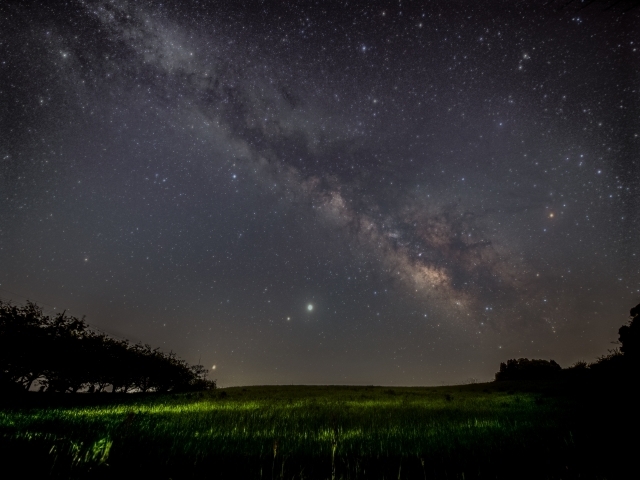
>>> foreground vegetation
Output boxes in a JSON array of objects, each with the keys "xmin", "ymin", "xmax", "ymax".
[{"xmin": 0, "ymin": 382, "xmax": 633, "ymax": 479}]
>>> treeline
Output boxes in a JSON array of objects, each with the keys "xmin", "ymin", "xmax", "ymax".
[
  {"xmin": 0, "ymin": 300, "xmax": 215, "ymax": 394},
  {"xmin": 496, "ymin": 303, "xmax": 640, "ymax": 382}
]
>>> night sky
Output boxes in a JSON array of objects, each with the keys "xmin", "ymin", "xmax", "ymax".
[{"xmin": 1, "ymin": 0, "xmax": 639, "ymax": 386}]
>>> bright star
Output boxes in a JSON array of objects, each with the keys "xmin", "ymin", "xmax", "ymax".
[{"xmin": 307, "ymin": 304, "xmax": 313, "ymax": 311}]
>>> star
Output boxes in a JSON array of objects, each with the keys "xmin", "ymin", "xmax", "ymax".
[{"xmin": 2, "ymin": 0, "xmax": 634, "ymax": 386}]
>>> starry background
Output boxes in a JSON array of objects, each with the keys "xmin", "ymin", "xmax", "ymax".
[{"xmin": 1, "ymin": 0, "xmax": 638, "ymax": 386}]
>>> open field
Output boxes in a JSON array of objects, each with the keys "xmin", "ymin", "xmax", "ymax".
[{"xmin": 0, "ymin": 383, "xmax": 631, "ymax": 479}]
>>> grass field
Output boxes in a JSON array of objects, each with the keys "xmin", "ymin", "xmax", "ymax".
[{"xmin": 0, "ymin": 383, "xmax": 629, "ymax": 479}]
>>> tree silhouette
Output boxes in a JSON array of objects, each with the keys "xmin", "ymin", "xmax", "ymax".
[
  {"xmin": 618, "ymin": 303, "xmax": 640, "ymax": 362},
  {"xmin": 495, "ymin": 302, "xmax": 640, "ymax": 382},
  {"xmin": 0, "ymin": 300, "xmax": 215, "ymax": 394},
  {"xmin": 0, "ymin": 301, "xmax": 52, "ymax": 391}
]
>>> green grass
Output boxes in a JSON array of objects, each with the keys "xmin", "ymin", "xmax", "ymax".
[{"xmin": 0, "ymin": 384, "xmax": 623, "ymax": 479}]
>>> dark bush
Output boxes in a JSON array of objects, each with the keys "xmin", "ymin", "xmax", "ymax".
[
  {"xmin": 495, "ymin": 358, "xmax": 561, "ymax": 381},
  {"xmin": 618, "ymin": 303, "xmax": 640, "ymax": 362},
  {"xmin": 562, "ymin": 360, "xmax": 591, "ymax": 381},
  {"xmin": 584, "ymin": 303, "xmax": 640, "ymax": 380},
  {"xmin": 588, "ymin": 349, "xmax": 628, "ymax": 380}
]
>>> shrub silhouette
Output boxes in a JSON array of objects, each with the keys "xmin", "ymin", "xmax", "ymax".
[
  {"xmin": 587, "ymin": 303, "xmax": 640, "ymax": 379},
  {"xmin": 618, "ymin": 303, "xmax": 640, "ymax": 362},
  {"xmin": 563, "ymin": 360, "xmax": 590, "ymax": 381},
  {"xmin": 495, "ymin": 358, "xmax": 561, "ymax": 381}
]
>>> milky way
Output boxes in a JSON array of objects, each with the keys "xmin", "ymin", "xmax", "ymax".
[{"xmin": 1, "ymin": 0, "xmax": 638, "ymax": 385}]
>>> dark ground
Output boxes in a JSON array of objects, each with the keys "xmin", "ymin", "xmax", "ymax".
[{"xmin": 0, "ymin": 379, "xmax": 636, "ymax": 479}]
